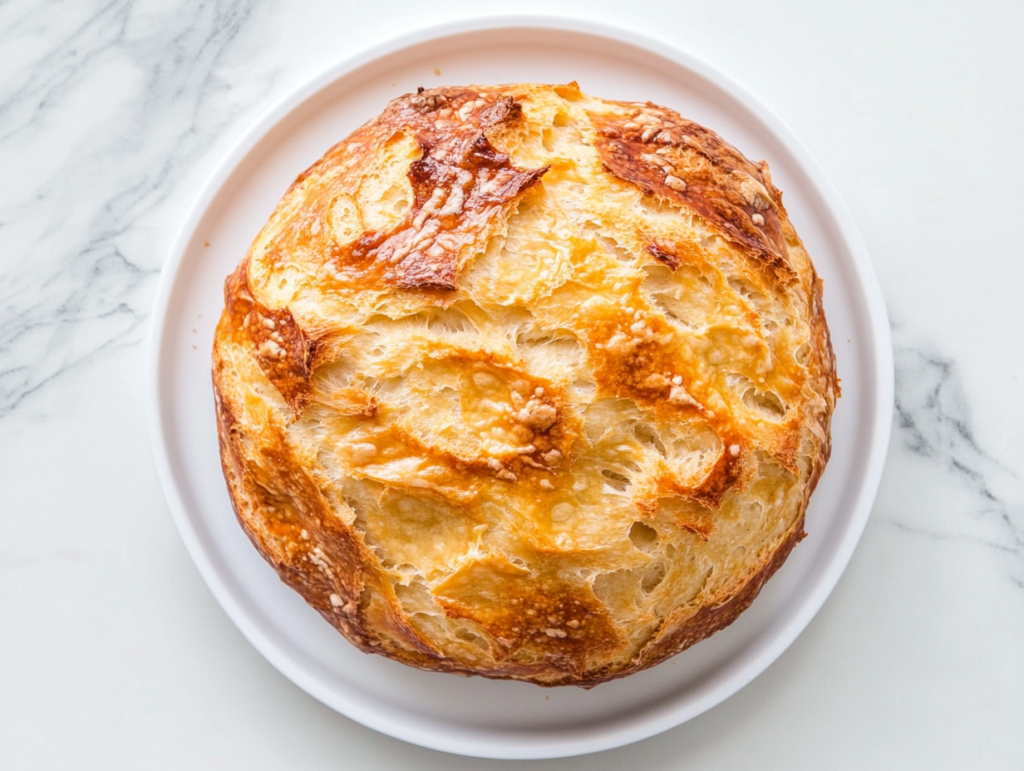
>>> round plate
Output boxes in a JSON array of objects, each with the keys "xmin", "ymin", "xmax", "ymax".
[{"xmin": 148, "ymin": 15, "xmax": 893, "ymax": 760}]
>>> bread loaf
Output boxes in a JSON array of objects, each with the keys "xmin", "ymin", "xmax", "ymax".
[{"xmin": 212, "ymin": 82, "xmax": 838, "ymax": 686}]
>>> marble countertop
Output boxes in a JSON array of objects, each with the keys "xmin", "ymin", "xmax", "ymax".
[{"xmin": 2, "ymin": 1, "xmax": 1021, "ymax": 768}]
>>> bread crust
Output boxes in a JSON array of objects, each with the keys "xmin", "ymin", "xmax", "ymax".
[{"xmin": 212, "ymin": 83, "xmax": 838, "ymax": 686}]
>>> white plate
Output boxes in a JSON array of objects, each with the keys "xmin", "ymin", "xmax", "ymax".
[{"xmin": 148, "ymin": 15, "xmax": 893, "ymax": 760}]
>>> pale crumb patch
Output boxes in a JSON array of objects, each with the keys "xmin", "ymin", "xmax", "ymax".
[
  {"xmin": 517, "ymin": 398, "xmax": 558, "ymax": 431},
  {"xmin": 258, "ymin": 340, "xmax": 285, "ymax": 359},
  {"xmin": 668, "ymin": 385, "xmax": 700, "ymax": 408},
  {"xmin": 643, "ymin": 373, "xmax": 669, "ymax": 390},
  {"xmin": 664, "ymin": 175, "xmax": 687, "ymax": 192},
  {"xmin": 473, "ymin": 371, "xmax": 499, "ymax": 388},
  {"xmin": 552, "ymin": 503, "xmax": 574, "ymax": 522},
  {"xmin": 641, "ymin": 152, "xmax": 670, "ymax": 167},
  {"xmin": 348, "ymin": 442, "xmax": 377, "ymax": 464},
  {"xmin": 308, "ymin": 547, "xmax": 334, "ymax": 578}
]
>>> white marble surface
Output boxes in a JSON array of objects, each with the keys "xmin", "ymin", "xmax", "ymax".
[{"xmin": 1, "ymin": 1, "xmax": 1021, "ymax": 768}]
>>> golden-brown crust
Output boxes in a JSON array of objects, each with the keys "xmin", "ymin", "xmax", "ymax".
[
  {"xmin": 631, "ymin": 516, "xmax": 806, "ymax": 675},
  {"xmin": 590, "ymin": 103, "xmax": 789, "ymax": 274},
  {"xmin": 341, "ymin": 129, "xmax": 547, "ymax": 291},
  {"xmin": 221, "ymin": 259, "xmax": 320, "ymax": 412},
  {"xmin": 212, "ymin": 83, "xmax": 838, "ymax": 687}
]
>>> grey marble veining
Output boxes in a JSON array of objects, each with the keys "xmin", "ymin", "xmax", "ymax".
[
  {"xmin": 889, "ymin": 337, "xmax": 1023, "ymax": 583},
  {"xmin": 0, "ymin": 0, "xmax": 279, "ymax": 417}
]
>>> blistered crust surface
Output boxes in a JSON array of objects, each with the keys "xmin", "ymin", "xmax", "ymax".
[{"xmin": 212, "ymin": 83, "xmax": 838, "ymax": 686}]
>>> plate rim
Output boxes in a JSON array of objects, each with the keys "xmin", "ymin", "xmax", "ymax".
[{"xmin": 147, "ymin": 12, "xmax": 894, "ymax": 759}]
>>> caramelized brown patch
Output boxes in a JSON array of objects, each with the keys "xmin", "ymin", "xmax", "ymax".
[
  {"xmin": 586, "ymin": 305, "xmax": 702, "ymax": 416},
  {"xmin": 579, "ymin": 300, "xmax": 752, "ymax": 507},
  {"xmin": 391, "ymin": 136, "xmax": 546, "ymax": 289},
  {"xmin": 680, "ymin": 521, "xmax": 714, "ymax": 541},
  {"xmin": 328, "ymin": 90, "xmax": 548, "ymax": 291},
  {"xmin": 222, "ymin": 258, "xmax": 252, "ymax": 323},
  {"xmin": 686, "ymin": 440, "xmax": 747, "ymax": 509},
  {"xmin": 590, "ymin": 104, "xmax": 790, "ymax": 271},
  {"xmin": 223, "ymin": 260, "xmax": 318, "ymax": 412},
  {"xmin": 222, "ymin": 262, "xmax": 317, "ymax": 411},
  {"xmin": 434, "ymin": 555, "xmax": 624, "ymax": 668},
  {"xmin": 247, "ymin": 305, "xmax": 318, "ymax": 411},
  {"xmin": 644, "ymin": 237, "xmax": 709, "ymax": 273},
  {"xmin": 646, "ymin": 243, "xmax": 680, "ymax": 270}
]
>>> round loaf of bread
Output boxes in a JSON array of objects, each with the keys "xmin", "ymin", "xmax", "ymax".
[{"xmin": 212, "ymin": 83, "xmax": 838, "ymax": 687}]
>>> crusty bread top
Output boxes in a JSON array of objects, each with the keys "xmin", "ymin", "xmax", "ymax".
[{"xmin": 212, "ymin": 82, "xmax": 838, "ymax": 686}]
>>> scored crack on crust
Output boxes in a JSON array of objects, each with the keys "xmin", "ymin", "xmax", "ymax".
[{"xmin": 211, "ymin": 82, "xmax": 839, "ymax": 687}]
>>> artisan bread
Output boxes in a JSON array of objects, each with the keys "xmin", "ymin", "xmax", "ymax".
[{"xmin": 212, "ymin": 82, "xmax": 838, "ymax": 687}]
